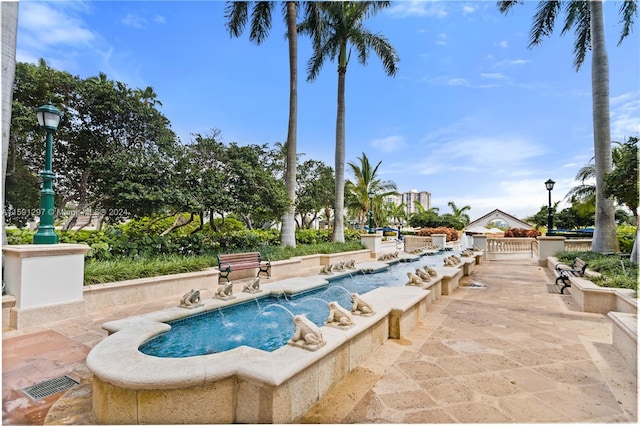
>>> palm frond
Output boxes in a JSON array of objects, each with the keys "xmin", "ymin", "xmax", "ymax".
[
  {"xmin": 224, "ymin": 1, "xmax": 249, "ymax": 38},
  {"xmin": 618, "ymin": 0, "xmax": 638, "ymax": 45},
  {"xmin": 249, "ymin": 2, "xmax": 274, "ymax": 44},
  {"xmin": 529, "ymin": 0, "xmax": 561, "ymax": 47},
  {"xmin": 497, "ymin": 0, "xmax": 523, "ymax": 14},
  {"xmin": 563, "ymin": 1, "xmax": 591, "ymax": 70}
]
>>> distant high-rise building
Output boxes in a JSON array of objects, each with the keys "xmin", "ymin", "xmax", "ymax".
[
  {"xmin": 383, "ymin": 189, "xmax": 431, "ymax": 217},
  {"xmin": 403, "ymin": 189, "xmax": 431, "ymax": 215}
]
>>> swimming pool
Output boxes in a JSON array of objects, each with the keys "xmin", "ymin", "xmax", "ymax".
[
  {"xmin": 139, "ymin": 253, "xmax": 445, "ymax": 357},
  {"xmin": 87, "ymin": 248, "xmax": 475, "ymax": 424}
]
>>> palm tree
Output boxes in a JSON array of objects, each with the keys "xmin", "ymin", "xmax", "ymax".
[
  {"xmin": 345, "ymin": 152, "xmax": 397, "ymax": 230},
  {"xmin": 225, "ymin": 1, "xmax": 299, "ymax": 248},
  {"xmin": 2, "ymin": 2, "xmax": 19, "ymax": 245},
  {"xmin": 298, "ymin": 1, "xmax": 399, "ymax": 242},
  {"xmin": 135, "ymin": 86, "xmax": 162, "ymax": 107},
  {"xmin": 498, "ymin": 0, "xmax": 636, "ymax": 253},
  {"xmin": 447, "ymin": 201, "xmax": 471, "ymax": 226},
  {"xmin": 565, "ymin": 140, "xmax": 627, "ymax": 205}
]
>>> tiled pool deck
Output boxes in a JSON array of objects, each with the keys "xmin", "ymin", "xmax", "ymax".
[{"xmin": 2, "ymin": 258, "xmax": 637, "ymax": 424}]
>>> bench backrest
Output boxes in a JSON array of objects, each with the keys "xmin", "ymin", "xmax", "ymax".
[
  {"xmin": 217, "ymin": 252, "xmax": 261, "ymax": 265},
  {"xmin": 573, "ymin": 257, "xmax": 587, "ymax": 272}
]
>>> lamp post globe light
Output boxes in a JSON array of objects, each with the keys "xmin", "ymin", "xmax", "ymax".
[
  {"xmin": 368, "ymin": 191, "xmax": 375, "ymax": 234},
  {"xmin": 33, "ymin": 102, "xmax": 62, "ymax": 244},
  {"xmin": 545, "ymin": 179, "xmax": 555, "ymax": 235}
]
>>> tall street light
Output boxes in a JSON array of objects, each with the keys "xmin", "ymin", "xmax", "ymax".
[
  {"xmin": 545, "ymin": 179, "xmax": 555, "ymax": 235},
  {"xmin": 368, "ymin": 191, "xmax": 375, "ymax": 234},
  {"xmin": 33, "ymin": 102, "xmax": 62, "ymax": 244}
]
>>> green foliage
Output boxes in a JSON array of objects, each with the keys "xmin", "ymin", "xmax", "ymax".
[
  {"xmin": 258, "ymin": 241, "xmax": 364, "ymax": 262},
  {"xmin": 207, "ymin": 217, "xmax": 244, "ymax": 233},
  {"xmin": 83, "ymin": 241, "xmax": 364, "ymax": 284},
  {"xmin": 604, "ymin": 137, "xmax": 638, "ymax": 221},
  {"xmin": 555, "ymin": 251, "xmax": 638, "ymax": 290},
  {"xmin": 4, "ymin": 158, "xmax": 40, "ymax": 227},
  {"xmin": 121, "ymin": 214, "xmax": 202, "ymax": 237},
  {"xmin": 5, "ymin": 228, "xmax": 36, "ymax": 245},
  {"xmin": 295, "ymin": 228, "xmax": 331, "ymax": 244},
  {"xmin": 84, "ymin": 255, "xmax": 217, "ymax": 285},
  {"xmin": 616, "ymin": 225, "xmax": 637, "ymax": 254}
]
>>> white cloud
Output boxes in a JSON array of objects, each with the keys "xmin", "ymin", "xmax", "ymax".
[
  {"xmin": 480, "ymin": 73, "xmax": 506, "ymax": 80},
  {"xmin": 370, "ymin": 135, "xmax": 407, "ymax": 152},
  {"xmin": 388, "ymin": 1, "xmax": 448, "ymax": 18},
  {"xmin": 18, "ymin": 2, "xmax": 95, "ymax": 49},
  {"xmin": 122, "ymin": 13, "xmax": 147, "ymax": 29},
  {"xmin": 462, "ymin": 5, "xmax": 476, "ymax": 15},
  {"xmin": 436, "ymin": 33, "xmax": 448, "ymax": 46},
  {"xmin": 495, "ymin": 40, "xmax": 509, "ymax": 48},
  {"xmin": 610, "ymin": 92, "xmax": 640, "ymax": 139},
  {"xmin": 447, "ymin": 77, "xmax": 468, "ymax": 86}
]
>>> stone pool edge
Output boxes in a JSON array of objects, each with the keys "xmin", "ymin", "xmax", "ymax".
[{"xmin": 87, "ymin": 264, "xmax": 432, "ymax": 424}]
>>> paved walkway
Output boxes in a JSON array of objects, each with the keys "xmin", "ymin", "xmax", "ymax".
[{"xmin": 2, "ymin": 258, "xmax": 637, "ymax": 424}]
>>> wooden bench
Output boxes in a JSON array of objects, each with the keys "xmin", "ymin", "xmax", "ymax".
[
  {"xmin": 554, "ymin": 257, "xmax": 588, "ymax": 294},
  {"xmin": 216, "ymin": 252, "xmax": 271, "ymax": 283}
]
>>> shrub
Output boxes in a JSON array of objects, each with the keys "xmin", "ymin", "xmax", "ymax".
[
  {"xmin": 616, "ymin": 225, "xmax": 637, "ymax": 254},
  {"xmin": 417, "ymin": 227, "xmax": 459, "ymax": 241},
  {"xmin": 121, "ymin": 214, "xmax": 202, "ymax": 237},
  {"xmin": 6, "ymin": 228, "xmax": 35, "ymax": 244},
  {"xmin": 504, "ymin": 228, "xmax": 541, "ymax": 238}
]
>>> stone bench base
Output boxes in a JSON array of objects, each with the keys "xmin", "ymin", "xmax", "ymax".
[{"xmin": 607, "ymin": 311, "xmax": 637, "ymax": 374}]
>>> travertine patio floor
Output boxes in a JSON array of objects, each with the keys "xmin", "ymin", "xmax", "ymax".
[{"xmin": 2, "ymin": 257, "xmax": 637, "ymax": 424}]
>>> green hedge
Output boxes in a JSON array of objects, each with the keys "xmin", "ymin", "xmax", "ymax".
[{"xmin": 6, "ymin": 226, "xmax": 363, "ymax": 261}]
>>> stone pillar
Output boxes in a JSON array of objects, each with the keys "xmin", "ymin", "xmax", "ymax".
[
  {"xmin": 537, "ymin": 236, "xmax": 565, "ymax": 267},
  {"xmin": 473, "ymin": 235, "xmax": 487, "ymax": 251},
  {"xmin": 360, "ymin": 233, "xmax": 382, "ymax": 258},
  {"xmin": 3, "ymin": 243, "xmax": 90, "ymax": 329},
  {"xmin": 430, "ymin": 234, "xmax": 446, "ymax": 251}
]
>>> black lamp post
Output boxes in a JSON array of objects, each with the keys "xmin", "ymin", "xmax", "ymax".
[
  {"xmin": 368, "ymin": 191, "xmax": 375, "ymax": 234},
  {"xmin": 33, "ymin": 102, "xmax": 62, "ymax": 244},
  {"xmin": 545, "ymin": 179, "xmax": 555, "ymax": 234}
]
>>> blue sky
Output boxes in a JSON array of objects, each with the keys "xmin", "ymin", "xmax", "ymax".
[{"xmin": 16, "ymin": 0, "xmax": 640, "ymax": 221}]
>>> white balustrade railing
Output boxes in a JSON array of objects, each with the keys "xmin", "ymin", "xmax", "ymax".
[
  {"xmin": 403, "ymin": 236, "xmax": 434, "ymax": 252},
  {"xmin": 486, "ymin": 238, "xmax": 538, "ymax": 257},
  {"xmin": 564, "ymin": 239, "xmax": 592, "ymax": 252}
]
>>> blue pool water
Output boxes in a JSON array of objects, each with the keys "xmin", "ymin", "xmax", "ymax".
[{"xmin": 139, "ymin": 252, "xmax": 448, "ymax": 357}]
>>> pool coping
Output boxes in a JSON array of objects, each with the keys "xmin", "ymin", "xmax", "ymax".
[{"xmin": 86, "ymin": 260, "xmax": 433, "ymax": 423}]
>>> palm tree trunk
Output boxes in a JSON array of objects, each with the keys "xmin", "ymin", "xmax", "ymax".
[
  {"xmin": 2, "ymin": 2, "xmax": 18, "ymax": 245},
  {"xmin": 280, "ymin": 1, "xmax": 297, "ymax": 248},
  {"xmin": 333, "ymin": 65, "xmax": 347, "ymax": 243},
  {"xmin": 590, "ymin": 0, "xmax": 620, "ymax": 253}
]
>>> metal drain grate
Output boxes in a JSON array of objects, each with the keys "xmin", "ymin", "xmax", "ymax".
[{"xmin": 22, "ymin": 375, "xmax": 79, "ymax": 400}]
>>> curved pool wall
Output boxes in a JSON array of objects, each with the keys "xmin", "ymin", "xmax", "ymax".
[{"xmin": 87, "ymin": 252, "xmax": 475, "ymax": 424}]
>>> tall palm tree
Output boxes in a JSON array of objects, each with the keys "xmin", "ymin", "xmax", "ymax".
[
  {"xmin": 498, "ymin": 0, "xmax": 636, "ymax": 253},
  {"xmin": 298, "ymin": 1, "xmax": 399, "ymax": 242},
  {"xmin": 135, "ymin": 86, "xmax": 162, "ymax": 107},
  {"xmin": 447, "ymin": 201, "xmax": 471, "ymax": 226},
  {"xmin": 2, "ymin": 2, "xmax": 19, "ymax": 245},
  {"xmin": 345, "ymin": 152, "xmax": 397, "ymax": 230},
  {"xmin": 225, "ymin": 1, "xmax": 299, "ymax": 248}
]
